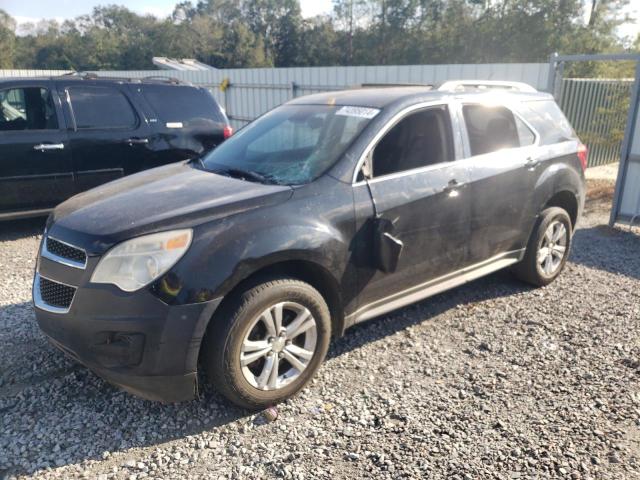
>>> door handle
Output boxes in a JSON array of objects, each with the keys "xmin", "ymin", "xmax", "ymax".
[
  {"xmin": 442, "ymin": 179, "xmax": 465, "ymax": 194},
  {"xmin": 126, "ymin": 137, "xmax": 149, "ymax": 145},
  {"xmin": 33, "ymin": 143, "xmax": 64, "ymax": 151},
  {"xmin": 525, "ymin": 157, "xmax": 540, "ymax": 170}
]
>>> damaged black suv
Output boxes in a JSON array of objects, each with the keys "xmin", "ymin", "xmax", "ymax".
[{"xmin": 34, "ymin": 81, "xmax": 586, "ymax": 408}]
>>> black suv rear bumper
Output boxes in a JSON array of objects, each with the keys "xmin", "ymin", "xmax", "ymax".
[{"xmin": 34, "ymin": 278, "xmax": 222, "ymax": 403}]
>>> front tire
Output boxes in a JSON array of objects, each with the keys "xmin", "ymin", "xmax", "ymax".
[
  {"xmin": 513, "ymin": 207, "xmax": 572, "ymax": 287},
  {"xmin": 203, "ymin": 277, "xmax": 331, "ymax": 410}
]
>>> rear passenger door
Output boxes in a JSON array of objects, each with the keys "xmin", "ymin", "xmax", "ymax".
[
  {"xmin": 0, "ymin": 83, "xmax": 73, "ymax": 215},
  {"xmin": 56, "ymin": 82, "xmax": 152, "ymax": 193},
  {"xmin": 458, "ymin": 102, "xmax": 540, "ymax": 265}
]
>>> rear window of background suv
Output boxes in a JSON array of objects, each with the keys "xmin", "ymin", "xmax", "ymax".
[
  {"xmin": 141, "ymin": 86, "xmax": 226, "ymax": 126},
  {"xmin": 519, "ymin": 100, "xmax": 576, "ymax": 145}
]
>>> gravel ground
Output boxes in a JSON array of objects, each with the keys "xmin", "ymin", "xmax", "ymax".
[{"xmin": 1, "ymin": 183, "xmax": 639, "ymax": 480}]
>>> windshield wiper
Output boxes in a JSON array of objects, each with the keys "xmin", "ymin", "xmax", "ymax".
[{"xmin": 215, "ymin": 167, "xmax": 273, "ymax": 184}]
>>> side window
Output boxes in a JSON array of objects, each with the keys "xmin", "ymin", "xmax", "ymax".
[
  {"xmin": 0, "ymin": 87, "xmax": 58, "ymax": 131},
  {"xmin": 521, "ymin": 100, "xmax": 576, "ymax": 145},
  {"xmin": 515, "ymin": 116, "xmax": 536, "ymax": 146},
  {"xmin": 372, "ymin": 107, "xmax": 454, "ymax": 177},
  {"xmin": 68, "ymin": 86, "xmax": 137, "ymax": 129},
  {"xmin": 463, "ymin": 105, "xmax": 520, "ymax": 156}
]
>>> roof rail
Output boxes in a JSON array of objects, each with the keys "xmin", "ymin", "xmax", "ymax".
[
  {"xmin": 438, "ymin": 80, "xmax": 537, "ymax": 93},
  {"xmin": 141, "ymin": 75, "xmax": 185, "ymax": 85},
  {"xmin": 359, "ymin": 83, "xmax": 434, "ymax": 89},
  {"xmin": 61, "ymin": 71, "xmax": 99, "ymax": 80},
  {"xmin": 56, "ymin": 72, "xmax": 190, "ymax": 86}
]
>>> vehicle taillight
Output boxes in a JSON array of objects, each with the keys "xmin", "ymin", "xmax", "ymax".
[
  {"xmin": 577, "ymin": 143, "xmax": 588, "ymax": 171},
  {"xmin": 223, "ymin": 125, "xmax": 233, "ymax": 139}
]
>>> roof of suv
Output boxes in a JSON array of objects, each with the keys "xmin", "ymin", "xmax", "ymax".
[
  {"xmin": 287, "ymin": 86, "xmax": 553, "ymax": 109},
  {"xmin": 0, "ymin": 74, "xmax": 191, "ymax": 87}
]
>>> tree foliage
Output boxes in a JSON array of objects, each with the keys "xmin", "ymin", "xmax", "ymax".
[{"xmin": 0, "ymin": 0, "xmax": 636, "ymax": 70}]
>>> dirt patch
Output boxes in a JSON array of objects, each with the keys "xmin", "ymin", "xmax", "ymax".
[{"xmin": 586, "ymin": 178, "xmax": 615, "ymax": 203}]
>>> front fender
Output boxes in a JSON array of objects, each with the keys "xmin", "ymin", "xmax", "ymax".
[
  {"xmin": 152, "ymin": 205, "xmax": 351, "ymax": 306},
  {"xmin": 212, "ymin": 222, "xmax": 349, "ymax": 296}
]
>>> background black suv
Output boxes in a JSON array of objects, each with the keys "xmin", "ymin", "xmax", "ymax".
[{"xmin": 0, "ymin": 73, "xmax": 231, "ymax": 220}]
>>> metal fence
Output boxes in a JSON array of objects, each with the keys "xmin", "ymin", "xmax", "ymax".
[{"xmin": 558, "ymin": 78, "xmax": 633, "ymax": 167}]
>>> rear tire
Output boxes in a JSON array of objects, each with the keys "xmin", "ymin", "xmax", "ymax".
[
  {"xmin": 512, "ymin": 207, "xmax": 572, "ymax": 287},
  {"xmin": 203, "ymin": 277, "xmax": 331, "ymax": 410}
]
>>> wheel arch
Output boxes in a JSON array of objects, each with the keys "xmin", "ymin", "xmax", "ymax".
[
  {"xmin": 543, "ymin": 190, "xmax": 579, "ymax": 228},
  {"xmin": 200, "ymin": 257, "xmax": 346, "ymax": 349}
]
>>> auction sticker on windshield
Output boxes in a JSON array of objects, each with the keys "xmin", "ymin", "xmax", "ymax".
[{"xmin": 335, "ymin": 106, "xmax": 380, "ymax": 119}]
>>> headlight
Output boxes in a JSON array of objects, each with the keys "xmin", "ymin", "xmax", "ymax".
[{"xmin": 91, "ymin": 229, "xmax": 192, "ymax": 292}]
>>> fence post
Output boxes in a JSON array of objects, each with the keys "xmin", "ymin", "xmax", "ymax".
[
  {"xmin": 291, "ymin": 81, "xmax": 298, "ymax": 99},
  {"xmin": 547, "ymin": 52, "xmax": 558, "ymax": 94},
  {"xmin": 554, "ymin": 61, "xmax": 566, "ymax": 101}
]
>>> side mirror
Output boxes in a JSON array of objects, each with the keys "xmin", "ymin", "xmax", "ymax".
[{"xmin": 373, "ymin": 217, "xmax": 403, "ymax": 273}]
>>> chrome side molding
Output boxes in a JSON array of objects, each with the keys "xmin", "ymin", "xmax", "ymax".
[{"xmin": 349, "ymin": 249, "xmax": 525, "ymax": 325}]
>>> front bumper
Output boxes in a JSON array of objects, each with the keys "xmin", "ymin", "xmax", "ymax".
[
  {"xmin": 47, "ymin": 335, "xmax": 199, "ymax": 402},
  {"xmin": 33, "ymin": 254, "xmax": 222, "ymax": 403}
]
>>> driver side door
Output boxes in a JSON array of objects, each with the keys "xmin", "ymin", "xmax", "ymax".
[{"xmin": 353, "ymin": 103, "xmax": 472, "ymax": 313}]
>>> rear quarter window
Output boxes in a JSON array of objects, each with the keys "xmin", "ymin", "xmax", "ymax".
[
  {"xmin": 141, "ymin": 86, "xmax": 226, "ymax": 127},
  {"xmin": 519, "ymin": 100, "xmax": 576, "ymax": 145}
]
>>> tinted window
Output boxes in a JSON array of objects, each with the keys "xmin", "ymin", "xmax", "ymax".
[
  {"xmin": 372, "ymin": 107, "xmax": 454, "ymax": 177},
  {"xmin": 68, "ymin": 86, "xmax": 137, "ymax": 129},
  {"xmin": 463, "ymin": 105, "xmax": 520, "ymax": 156},
  {"xmin": 142, "ymin": 86, "xmax": 226, "ymax": 125},
  {"xmin": 201, "ymin": 104, "xmax": 376, "ymax": 185},
  {"xmin": 0, "ymin": 87, "xmax": 58, "ymax": 131},
  {"xmin": 521, "ymin": 100, "xmax": 576, "ymax": 145}
]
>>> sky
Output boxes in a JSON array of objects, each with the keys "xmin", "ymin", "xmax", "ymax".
[{"xmin": 0, "ymin": 0, "xmax": 638, "ymax": 42}]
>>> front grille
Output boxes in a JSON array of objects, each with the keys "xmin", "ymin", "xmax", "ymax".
[
  {"xmin": 39, "ymin": 276, "xmax": 76, "ymax": 309},
  {"xmin": 45, "ymin": 237, "xmax": 87, "ymax": 266}
]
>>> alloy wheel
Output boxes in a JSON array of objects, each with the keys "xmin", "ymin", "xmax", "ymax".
[
  {"xmin": 240, "ymin": 301, "xmax": 318, "ymax": 391},
  {"xmin": 537, "ymin": 220, "xmax": 568, "ymax": 277}
]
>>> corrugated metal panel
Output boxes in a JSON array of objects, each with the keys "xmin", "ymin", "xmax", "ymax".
[
  {"xmin": 617, "ymin": 80, "xmax": 640, "ymax": 224},
  {"xmin": 558, "ymin": 78, "xmax": 633, "ymax": 167},
  {"xmin": 0, "ymin": 63, "xmax": 547, "ymax": 129}
]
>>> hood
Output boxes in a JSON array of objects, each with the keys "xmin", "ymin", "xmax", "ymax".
[{"xmin": 49, "ymin": 162, "xmax": 292, "ymax": 254}]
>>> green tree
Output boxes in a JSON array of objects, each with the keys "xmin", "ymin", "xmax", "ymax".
[
  {"xmin": 3, "ymin": 0, "xmax": 637, "ymax": 70},
  {"xmin": 0, "ymin": 10, "xmax": 16, "ymax": 68}
]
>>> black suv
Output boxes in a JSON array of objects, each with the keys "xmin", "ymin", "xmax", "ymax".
[
  {"xmin": 0, "ymin": 73, "xmax": 231, "ymax": 220},
  {"xmin": 33, "ymin": 82, "xmax": 586, "ymax": 409}
]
